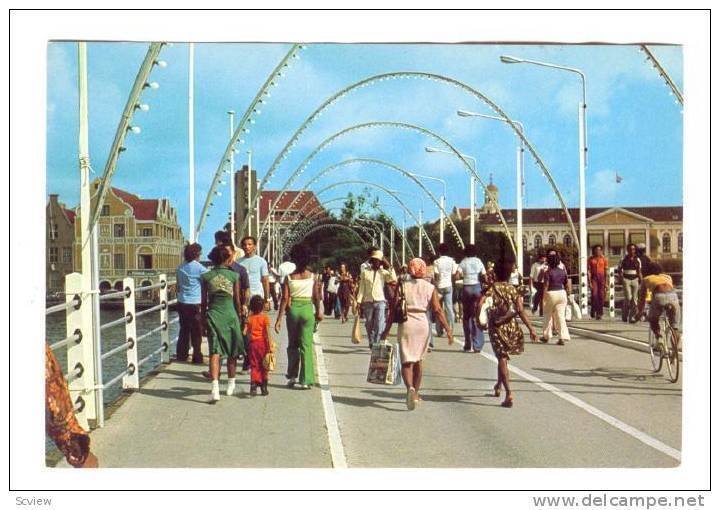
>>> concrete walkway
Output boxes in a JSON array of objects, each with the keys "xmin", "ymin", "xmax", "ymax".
[{"xmin": 88, "ymin": 312, "xmax": 332, "ymax": 468}]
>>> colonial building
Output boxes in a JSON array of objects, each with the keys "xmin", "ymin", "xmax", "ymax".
[
  {"xmin": 46, "ymin": 194, "xmax": 77, "ymax": 295},
  {"xmin": 449, "ymin": 183, "xmax": 683, "ymax": 265},
  {"xmin": 73, "ymin": 180, "xmax": 185, "ymax": 292}
]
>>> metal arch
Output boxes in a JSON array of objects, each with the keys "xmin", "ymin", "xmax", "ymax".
[
  {"xmin": 281, "ymin": 206, "xmax": 403, "ymax": 268},
  {"xmin": 255, "ymin": 121, "xmax": 509, "ymax": 254},
  {"xmin": 285, "ymin": 215, "xmax": 402, "ymax": 269},
  {"xmin": 285, "ymin": 223, "xmax": 369, "ymax": 254},
  {"xmin": 279, "ymin": 179, "xmax": 435, "ymax": 255},
  {"xmin": 194, "ymin": 44, "xmax": 303, "ymax": 238},
  {"xmin": 89, "ymin": 42, "xmax": 165, "ymax": 235},
  {"xmin": 252, "ymin": 71, "xmax": 579, "ymax": 251},
  {"xmin": 266, "ymin": 158, "xmax": 464, "ymax": 251},
  {"xmin": 273, "ymin": 196, "xmax": 415, "ymax": 260}
]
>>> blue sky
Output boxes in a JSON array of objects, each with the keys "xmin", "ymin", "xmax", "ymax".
[{"xmin": 46, "ymin": 42, "xmax": 683, "ymax": 250}]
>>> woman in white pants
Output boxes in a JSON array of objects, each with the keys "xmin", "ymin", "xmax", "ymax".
[{"xmin": 541, "ymin": 249, "xmax": 572, "ymax": 345}]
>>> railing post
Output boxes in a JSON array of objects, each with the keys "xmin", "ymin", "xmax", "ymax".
[
  {"xmin": 608, "ymin": 267, "xmax": 616, "ymax": 318},
  {"xmin": 159, "ymin": 273, "xmax": 170, "ymax": 363},
  {"xmin": 64, "ymin": 272, "xmax": 96, "ymax": 430},
  {"xmin": 123, "ymin": 277, "xmax": 139, "ymax": 389}
]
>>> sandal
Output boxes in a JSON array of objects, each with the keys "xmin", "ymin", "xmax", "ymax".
[
  {"xmin": 501, "ymin": 395, "xmax": 514, "ymax": 408},
  {"xmin": 557, "ymin": 339, "xmax": 565, "ymax": 346},
  {"xmin": 540, "ymin": 337, "xmax": 549, "ymax": 344},
  {"xmin": 406, "ymin": 387, "xmax": 417, "ymax": 411},
  {"xmin": 493, "ymin": 383, "xmax": 502, "ymax": 397}
]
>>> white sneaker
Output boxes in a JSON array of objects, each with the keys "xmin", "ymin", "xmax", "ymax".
[
  {"xmin": 406, "ymin": 387, "xmax": 416, "ymax": 411},
  {"xmin": 226, "ymin": 379, "xmax": 236, "ymax": 396},
  {"xmin": 286, "ymin": 378, "xmax": 297, "ymax": 388},
  {"xmin": 211, "ymin": 381, "xmax": 220, "ymax": 402}
]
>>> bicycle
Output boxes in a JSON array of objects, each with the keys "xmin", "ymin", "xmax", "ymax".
[{"xmin": 647, "ymin": 304, "xmax": 681, "ymax": 383}]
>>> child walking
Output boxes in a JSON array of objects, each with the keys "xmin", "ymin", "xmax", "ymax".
[{"xmin": 244, "ymin": 295, "xmax": 274, "ymax": 396}]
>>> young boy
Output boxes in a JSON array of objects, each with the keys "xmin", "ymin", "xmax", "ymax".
[{"xmin": 244, "ymin": 295, "xmax": 274, "ymax": 396}]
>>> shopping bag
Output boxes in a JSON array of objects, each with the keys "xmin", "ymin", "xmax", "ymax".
[
  {"xmin": 478, "ymin": 296, "xmax": 493, "ymax": 330},
  {"xmin": 367, "ymin": 341, "xmax": 401, "ymax": 385},
  {"xmin": 351, "ymin": 315, "xmax": 362, "ymax": 344},
  {"xmin": 564, "ymin": 301, "xmax": 573, "ymax": 322},
  {"xmin": 570, "ymin": 294, "xmax": 582, "ymax": 320},
  {"xmin": 263, "ymin": 351, "xmax": 276, "ymax": 371}
]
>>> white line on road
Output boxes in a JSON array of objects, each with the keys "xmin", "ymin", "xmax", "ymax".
[
  {"xmin": 314, "ymin": 333, "xmax": 348, "ymax": 469},
  {"xmin": 452, "ymin": 339, "xmax": 681, "ymax": 461}
]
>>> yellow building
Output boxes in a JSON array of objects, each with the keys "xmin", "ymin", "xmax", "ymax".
[
  {"xmin": 451, "ymin": 183, "xmax": 682, "ymax": 265},
  {"xmin": 73, "ymin": 181, "xmax": 185, "ymax": 291}
]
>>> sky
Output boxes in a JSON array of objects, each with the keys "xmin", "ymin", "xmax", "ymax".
[{"xmin": 46, "ymin": 42, "xmax": 683, "ymax": 250}]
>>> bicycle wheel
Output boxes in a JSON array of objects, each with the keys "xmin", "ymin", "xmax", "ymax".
[
  {"xmin": 648, "ymin": 323, "xmax": 663, "ymax": 373},
  {"xmin": 665, "ymin": 320, "xmax": 680, "ymax": 383}
]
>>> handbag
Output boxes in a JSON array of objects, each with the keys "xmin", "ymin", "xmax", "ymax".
[
  {"xmin": 393, "ymin": 281, "xmax": 408, "ymax": 324},
  {"xmin": 478, "ymin": 295, "xmax": 493, "ymax": 329},
  {"xmin": 263, "ymin": 351, "xmax": 276, "ymax": 371},
  {"xmin": 351, "ymin": 315, "xmax": 362, "ymax": 344},
  {"xmin": 565, "ymin": 299, "xmax": 573, "ymax": 321},
  {"xmin": 569, "ymin": 294, "xmax": 582, "ymax": 320}
]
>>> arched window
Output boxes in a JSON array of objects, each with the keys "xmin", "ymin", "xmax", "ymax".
[
  {"xmin": 662, "ymin": 233, "xmax": 671, "ymax": 253},
  {"xmin": 522, "ymin": 236, "xmax": 528, "ymax": 250},
  {"xmin": 99, "ymin": 281, "xmax": 112, "ymax": 294},
  {"xmin": 678, "ymin": 232, "xmax": 683, "ymax": 253},
  {"xmin": 548, "ymin": 234, "xmax": 556, "ymax": 246},
  {"xmin": 113, "ymin": 281, "xmax": 124, "ymax": 291},
  {"xmin": 563, "ymin": 234, "xmax": 572, "ymax": 247},
  {"xmin": 534, "ymin": 235, "xmax": 542, "ymax": 249}
]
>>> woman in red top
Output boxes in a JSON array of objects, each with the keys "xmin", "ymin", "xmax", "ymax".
[
  {"xmin": 244, "ymin": 295, "xmax": 274, "ymax": 395},
  {"xmin": 588, "ymin": 245, "xmax": 609, "ymax": 320}
]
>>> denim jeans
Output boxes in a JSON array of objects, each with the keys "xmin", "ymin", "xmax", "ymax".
[
  {"xmin": 462, "ymin": 284, "xmax": 485, "ymax": 351},
  {"xmin": 362, "ymin": 301, "xmax": 387, "ymax": 347},
  {"xmin": 435, "ymin": 286, "xmax": 455, "ymax": 335}
]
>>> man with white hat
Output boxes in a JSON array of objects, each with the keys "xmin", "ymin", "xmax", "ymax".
[{"xmin": 356, "ymin": 250, "xmax": 397, "ymax": 348}]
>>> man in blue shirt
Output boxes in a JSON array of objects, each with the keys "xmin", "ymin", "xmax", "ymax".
[{"xmin": 175, "ymin": 243, "xmax": 208, "ymax": 363}]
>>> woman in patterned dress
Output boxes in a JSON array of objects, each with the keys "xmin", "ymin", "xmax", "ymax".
[
  {"xmin": 477, "ymin": 260, "xmax": 538, "ymax": 408},
  {"xmin": 337, "ymin": 263, "xmax": 354, "ymax": 323},
  {"xmin": 201, "ymin": 245, "xmax": 245, "ymax": 402}
]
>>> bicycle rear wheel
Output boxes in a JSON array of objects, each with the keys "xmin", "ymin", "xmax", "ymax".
[
  {"xmin": 665, "ymin": 320, "xmax": 680, "ymax": 383},
  {"xmin": 648, "ymin": 323, "xmax": 663, "ymax": 373}
]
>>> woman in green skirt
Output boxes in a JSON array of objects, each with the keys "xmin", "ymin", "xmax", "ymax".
[
  {"xmin": 274, "ymin": 244, "xmax": 323, "ymax": 389},
  {"xmin": 202, "ymin": 245, "xmax": 245, "ymax": 401}
]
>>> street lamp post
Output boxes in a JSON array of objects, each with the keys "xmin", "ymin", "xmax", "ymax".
[
  {"xmin": 408, "ymin": 172, "xmax": 447, "ymax": 244},
  {"xmin": 457, "ymin": 110, "xmax": 525, "ymax": 278},
  {"xmin": 425, "ymin": 147, "xmax": 477, "ymax": 245},
  {"xmin": 227, "ymin": 110, "xmax": 235, "ymax": 245},
  {"xmin": 500, "ymin": 55, "xmax": 588, "ymax": 317},
  {"xmin": 247, "ymin": 149, "xmax": 253, "ymax": 238}
]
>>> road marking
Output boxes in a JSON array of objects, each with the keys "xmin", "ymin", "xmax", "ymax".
[
  {"xmin": 452, "ymin": 339, "xmax": 681, "ymax": 461},
  {"xmin": 314, "ymin": 332, "xmax": 348, "ymax": 469}
]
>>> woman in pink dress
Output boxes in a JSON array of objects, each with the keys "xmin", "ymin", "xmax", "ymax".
[{"xmin": 382, "ymin": 258, "xmax": 453, "ymax": 410}]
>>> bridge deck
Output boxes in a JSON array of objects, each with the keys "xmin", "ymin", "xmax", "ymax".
[{"xmin": 82, "ymin": 312, "xmax": 681, "ymax": 469}]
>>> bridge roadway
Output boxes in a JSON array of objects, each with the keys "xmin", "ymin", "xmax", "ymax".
[{"xmin": 83, "ymin": 312, "xmax": 681, "ymax": 468}]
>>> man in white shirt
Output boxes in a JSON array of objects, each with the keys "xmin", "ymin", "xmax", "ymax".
[
  {"xmin": 356, "ymin": 250, "xmax": 397, "ymax": 348},
  {"xmin": 455, "ymin": 244, "xmax": 487, "ymax": 352},
  {"xmin": 530, "ymin": 253, "xmax": 548, "ymax": 315},
  {"xmin": 433, "ymin": 243, "xmax": 458, "ymax": 336}
]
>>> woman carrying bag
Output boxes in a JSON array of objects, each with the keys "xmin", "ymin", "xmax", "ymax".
[{"xmin": 381, "ymin": 258, "xmax": 453, "ymax": 411}]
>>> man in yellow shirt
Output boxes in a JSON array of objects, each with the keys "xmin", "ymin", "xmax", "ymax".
[
  {"xmin": 356, "ymin": 250, "xmax": 397, "ymax": 348},
  {"xmin": 635, "ymin": 262, "xmax": 680, "ymax": 339}
]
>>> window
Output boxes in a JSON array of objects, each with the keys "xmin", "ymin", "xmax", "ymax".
[
  {"xmin": 548, "ymin": 234, "xmax": 556, "ymax": 246},
  {"xmin": 100, "ymin": 254, "xmax": 111, "ymax": 269},
  {"xmin": 114, "ymin": 253, "xmax": 125, "ymax": 269},
  {"xmin": 48, "ymin": 273, "xmax": 61, "ymax": 290},
  {"xmin": 522, "ymin": 236, "xmax": 528, "ymax": 250},
  {"xmin": 99, "ymin": 281, "xmax": 112, "ymax": 293},
  {"xmin": 101, "ymin": 205, "xmax": 110, "ymax": 216},
  {"xmin": 629, "ymin": 232, "xmax": 646, "ymax": 246},
  {"xmin": 140, "ymin": 280, "xmax": 153, "ymax": 299},
  {"xmin": 662, "ymin": 233, "xmax": 671, "ymax": 253},
  {"xmin": 609, "ymin": 232, "xmax": 625, "ymax": 256},
  {"xmin": 678, "ymin": 232, "xmax": 683, "ymax": 253},
  {"xmin": 114, "ymin": 224, "xmax": 125, "ymax": 237},
  {"xmin": 563, "ymin": 234, "xmax": 573, "ymax": 247},
  {"xmin": 138, "ymin": 254, "xmax": 153, "ymax": 269},
  {"xmin": 62, "ymin": 247, "xmax": 72, "ymax": 263},
  {"xmin": 100, "ymin": 224, "xmax": 110, "ymax": 237},
  {"xmin": 141, "ymin": 227, "xmax": 153, "ymax": 237},
  {"xmin": 534, "ymin": 235, "xmax": 542, "ymax": 249},
  {"xmin": 48, "ymin": 247, "xmax": 58, "ymax": 263},
  {"xmin": 114, "ymin": 281, "xmax": 124, "ymax": 292},
  {"xmin": 49, "ymin": 223, "xmax": 58, "ymax": 240}
]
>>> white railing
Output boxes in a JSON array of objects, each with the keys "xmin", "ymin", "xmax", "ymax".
[{"xmin": 46, "ymin": 272, "xmax": 178, "ymax": 429}]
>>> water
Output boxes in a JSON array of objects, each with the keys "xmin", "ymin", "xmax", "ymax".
[{"xmin": 45, "ymin": 307, "xmax": 180, "ymax": 460}]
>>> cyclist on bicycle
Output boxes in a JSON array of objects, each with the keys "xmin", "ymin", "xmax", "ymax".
[{"xmin": 634, "ymin": 262, "xmax": 680, "ymax": 340}]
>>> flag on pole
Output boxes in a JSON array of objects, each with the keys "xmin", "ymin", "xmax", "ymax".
[{"xmin": 615, "ymin": 172, "xmax": 623, "ymax": 184}]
